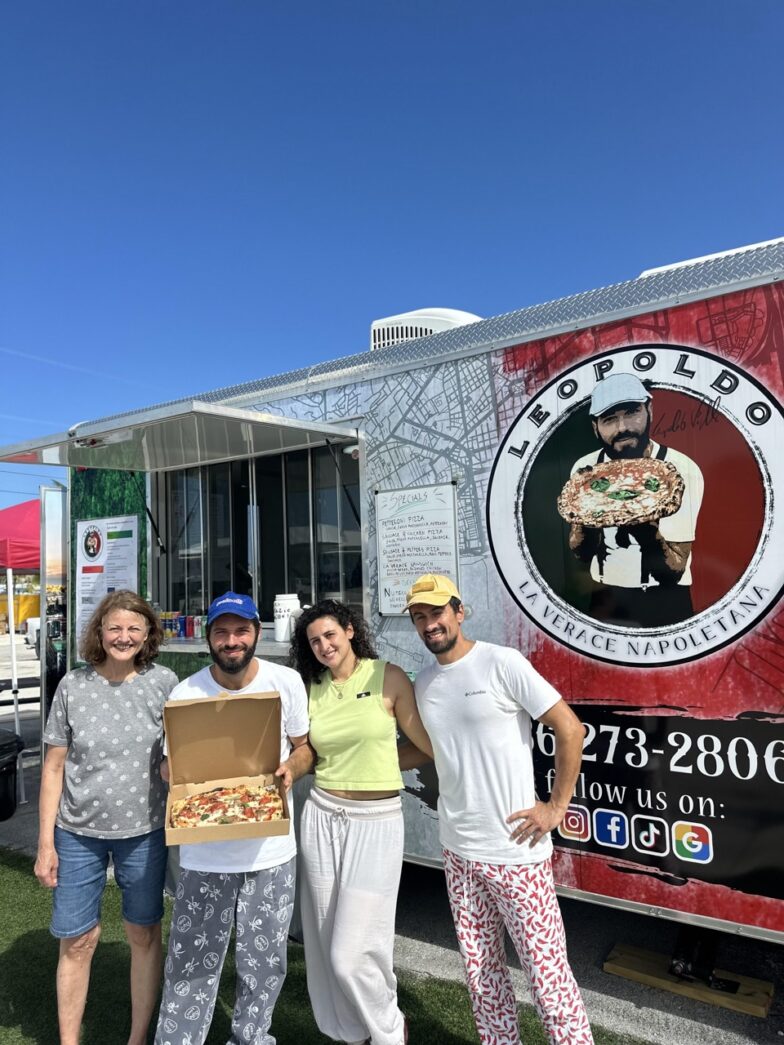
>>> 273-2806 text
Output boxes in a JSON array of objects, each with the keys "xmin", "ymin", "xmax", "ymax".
[{"xmin": 535, "ymin": 722, "xmax": 784, "ymax": 784}]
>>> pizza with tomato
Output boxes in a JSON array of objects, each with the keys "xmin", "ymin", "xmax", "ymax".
[
  {"xmin": 170, "ymin": 784, "xmax": 284, "ymax": 828},
  {"xmin": 557, "ymin": 457, "xmax": 685, "ymax": 528}
]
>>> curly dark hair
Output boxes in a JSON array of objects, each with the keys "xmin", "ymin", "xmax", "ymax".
[
  {"xmin": 289, "ymin": 599, "xmax": 377, "ymax": 685},
  {"xmin": 79, "ymin": 590, "xmax": 163, "ymax": 669}
]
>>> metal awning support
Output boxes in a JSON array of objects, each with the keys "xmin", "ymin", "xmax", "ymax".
[{"xmin": 0, "ymin": 401, "xmax": 358, "ymax": 472}]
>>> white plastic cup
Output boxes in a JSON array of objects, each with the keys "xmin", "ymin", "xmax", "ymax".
[{"xmin": 273, "ymin": 594, "xmax": 300, "ymax": 642}]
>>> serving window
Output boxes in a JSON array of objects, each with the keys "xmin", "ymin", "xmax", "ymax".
[{"xmin": 151, "ymin": 445, "xmax": 361, "ymax": 622}]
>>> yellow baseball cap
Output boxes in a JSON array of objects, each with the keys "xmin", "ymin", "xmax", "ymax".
[{"xmin": 405, "ymin": 573, "xmax": 461, "ymax": 609}]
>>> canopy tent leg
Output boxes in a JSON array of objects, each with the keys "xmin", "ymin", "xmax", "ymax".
[{"xmin": 6, "ymin": 567, "xmax": 27, "ymax": 805}]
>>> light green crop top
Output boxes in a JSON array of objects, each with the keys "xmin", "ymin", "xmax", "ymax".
[{"xmin": 309, "ymin": 658, "xmax": 404, "ymax": 791}]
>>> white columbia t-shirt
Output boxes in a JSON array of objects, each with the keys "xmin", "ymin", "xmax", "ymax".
[
  {"xmin": 166, "ymin": 658, "xmax": 309, "ymax": 874},
  {"xmin": 414, "ymin": 641, "xmax": 560, "ymax": 865}
]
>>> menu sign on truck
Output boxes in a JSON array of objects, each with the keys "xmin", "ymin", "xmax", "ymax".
[
  {"xmin": 486, "ymin": 284, "xmax": 784, "ymax": 940},
  {"xmin": 376, "ymin": 483, "xmax": 459, "ymax": 614}
]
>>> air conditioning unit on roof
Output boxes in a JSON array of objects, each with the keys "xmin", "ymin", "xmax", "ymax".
[{"xmin": 370, "ymin": 307, "xmax": 482, "ymax": 351}]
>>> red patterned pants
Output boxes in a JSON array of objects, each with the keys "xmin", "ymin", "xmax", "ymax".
[{"xmin": 442, "ymin": 850, "xmax": 593, "ymax": 1045}]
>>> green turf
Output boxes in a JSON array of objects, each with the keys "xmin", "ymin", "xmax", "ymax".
[{"xmin": 0, "ymin": 848, "xmax": 646, "ymax": 1044}]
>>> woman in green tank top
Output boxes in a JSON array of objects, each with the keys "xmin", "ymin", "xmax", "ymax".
[{"xmin": 290, "ymin": 599, "xmax": 432, "ymax": 1045}]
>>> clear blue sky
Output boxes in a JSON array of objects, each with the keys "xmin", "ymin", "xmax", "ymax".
[{"xmin": 1, "ymin": 0, "xmax": 782, "ymax": 509}]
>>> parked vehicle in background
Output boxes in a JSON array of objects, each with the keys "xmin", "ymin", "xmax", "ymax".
[
  {"xmin": 42, "ymin": 615, "xmax": 66, "ymax": 673},
  {"xmin": 23, "ymin": 617, "xmax": 40, "ymax": 648}
]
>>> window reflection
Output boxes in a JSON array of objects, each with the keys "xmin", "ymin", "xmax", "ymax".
[
  {"xmin": 285, "ymin": 450, "xmax": 312, "ymax": 605},
  {"xmin": 206, "ymin": 460, "xmax": 251, "ymax": 602},
  {"xmin": 161, "ymin": 445, "xmax": 361, "ymax": 620},
  {"xmin": 256, "ymin": 455, "xmax": 284, "ymax": 620},
  {"xmin": 168, "ymin": 468, "xmax": 204, "ymax": 614}
]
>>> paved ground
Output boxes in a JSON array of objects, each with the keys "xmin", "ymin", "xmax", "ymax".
[{"xmin": 1, "ymin": 635, "xmax": 781, "ymax": 1044}]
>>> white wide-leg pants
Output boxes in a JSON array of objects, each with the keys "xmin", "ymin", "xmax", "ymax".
[{"xmin": 299, "ymin": 787, "xmax": 406, "ymax": 1045}]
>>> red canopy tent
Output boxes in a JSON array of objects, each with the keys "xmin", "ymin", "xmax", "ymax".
[
  {"xmin": 0, "ymin": 498, "xmax": 40, "ymax": 806},
  {"xmin": 0, "ymin": 499, "xmax": 40, "ymax": 571}
]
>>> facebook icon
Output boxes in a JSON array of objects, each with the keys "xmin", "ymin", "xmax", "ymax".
[{"xmin": 593, "ymin": 808, "xmax": 629, "ymax": 850}]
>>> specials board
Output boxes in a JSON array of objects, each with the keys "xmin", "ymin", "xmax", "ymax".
[{"xmin": 375, "ymin": 483, "xmax": 459, "ymax": 614}]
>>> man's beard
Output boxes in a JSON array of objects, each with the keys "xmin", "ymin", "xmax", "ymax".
[
  {"xmin": 423, "ymin": 631, "xmax": 458, "ymax": 656},
  {"xmin": 209, "ymin": 638, "xmax": 258, "ymax": 674},
  {"xmin": 604, "ymin": 417, "xmax": 651, "ymax": 459}
]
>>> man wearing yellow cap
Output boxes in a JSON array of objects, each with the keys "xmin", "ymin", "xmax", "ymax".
[{"xmin": 405, "ymin": 574, "xmax": 593, "ymax": 1045}]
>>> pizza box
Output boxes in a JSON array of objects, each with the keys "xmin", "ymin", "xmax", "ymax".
[{"xmin": 163, "ymin": 692, "xmax": 290, "ymax": 846}]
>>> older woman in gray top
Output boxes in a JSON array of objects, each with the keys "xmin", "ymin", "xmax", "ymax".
[{"xmin": 35, "ymin": 590, "xmax": 177, "ymax": 1045}]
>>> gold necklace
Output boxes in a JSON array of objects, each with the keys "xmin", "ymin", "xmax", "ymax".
[{"xmin": 331, "ymin": 657, "xmax": 361, "ymax": 699}]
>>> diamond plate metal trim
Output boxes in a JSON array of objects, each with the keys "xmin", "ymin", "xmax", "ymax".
[{"xmin": 83, "ymin": 240, "xmax": 784, "ymax": 428}]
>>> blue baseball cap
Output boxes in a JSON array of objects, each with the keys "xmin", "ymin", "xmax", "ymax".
[{"xmin": 206, "ymin": 592, "xmax": 260, "ymax": 626}]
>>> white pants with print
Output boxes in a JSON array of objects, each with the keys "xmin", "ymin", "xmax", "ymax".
[
  {"xmin": 443, "ymin": 850, "xmax": 593, "ymax": 1045},
  {"xmin": 155, "ymin": 860, "xmax": 295, "ymax": 1045}
]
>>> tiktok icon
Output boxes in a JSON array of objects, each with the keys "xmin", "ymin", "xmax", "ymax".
[{"xmin": 631, "ymin": 815, "xmax": 670, "ymax": 858}]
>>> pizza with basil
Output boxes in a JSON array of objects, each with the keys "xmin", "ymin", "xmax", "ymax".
[
  {"xmin": 557, "ymin": 458, "xmax": 685, "ymax": 528},
  {"xmin": 170, "ymin": 784, "xmax": 284, "ymax": 829}
]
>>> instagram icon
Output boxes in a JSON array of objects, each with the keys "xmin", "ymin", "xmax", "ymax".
[
  {"xmin": 558, "ymin": 805, "xmax": 591, "ymax": 843},
  {"xmin": 673, "ymin": 821, "xmax": 713, "ymax": 863}
]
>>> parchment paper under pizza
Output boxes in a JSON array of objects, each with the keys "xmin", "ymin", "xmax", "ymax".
[{"xmin": 557, "ymin": 458, "xmax": 685, "ymax": 528}]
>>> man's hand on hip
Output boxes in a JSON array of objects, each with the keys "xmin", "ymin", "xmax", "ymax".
[{"xmin": 506, "ymin": 799, "xmax": 567, "ymax": 847}]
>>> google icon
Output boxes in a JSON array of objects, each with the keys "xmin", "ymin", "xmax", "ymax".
[{"xmin": 672, "ymin": 821, "xmax": 713, "ymax": 863}]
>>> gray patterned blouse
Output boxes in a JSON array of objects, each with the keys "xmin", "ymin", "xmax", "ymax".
[{"xmin": 43, "ymin": 662, "xmax": 178, "ymax": 838}]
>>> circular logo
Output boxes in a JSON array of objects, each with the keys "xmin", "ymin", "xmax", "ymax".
[
  {"xmin": 82, "ymin": 525, "xmax": 103, "ymax": 560},
  {"xmin": 486, "ymin": 346, "xmax": 784, "ymax": 666}
]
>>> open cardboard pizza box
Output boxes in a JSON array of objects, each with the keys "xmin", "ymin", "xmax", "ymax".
[{"xmin": 164, "ymin": 692, "xmax": 290, "ymax": 845}]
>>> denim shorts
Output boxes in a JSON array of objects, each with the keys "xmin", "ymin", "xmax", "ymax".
[{"xmin": 50, "ymin": 825, "xmax": 166, "ymax": 939}]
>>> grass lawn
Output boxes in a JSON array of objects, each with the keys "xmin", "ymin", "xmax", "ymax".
[{"xmin": 0, "ymin": 848, "xmax": 647, "ymax": 1044}]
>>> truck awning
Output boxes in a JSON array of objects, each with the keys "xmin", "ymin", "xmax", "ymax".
[{"xmin": 0, "ymin": 401, "xmax": 358, "ymax": 472}]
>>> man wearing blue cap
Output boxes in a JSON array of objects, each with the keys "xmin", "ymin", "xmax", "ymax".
[
  {"xmin": 569, "ymin": 373, "xmax": 704, "ymax": 627},
  {"xmin": 155, "ymin": 592, "xmax": 311, "ymax": 1045}
]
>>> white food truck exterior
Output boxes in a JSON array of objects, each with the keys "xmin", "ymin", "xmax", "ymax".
[
  {"xmin": 4, "ymin": 238, "xmax": 783, "ymax": 942},
  {"xmin": 205, "ymin": 239, "xmax": 784, "ymax": 944}
]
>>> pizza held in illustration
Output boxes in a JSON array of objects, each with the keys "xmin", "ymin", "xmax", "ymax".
[{"xmin": 557, "ymin": 458, "xmax": 685, "ymax": 528}]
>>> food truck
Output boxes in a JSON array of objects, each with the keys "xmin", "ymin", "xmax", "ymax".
[{"xmin": 4, "ymin": 236, "xmax": 783, "ymax": 946}]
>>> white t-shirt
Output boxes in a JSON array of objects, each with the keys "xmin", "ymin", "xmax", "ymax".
[
  {"xmin": 414, "ymin": 641, "xmax": 560, "ymax": 865},
  {"xmin": 166, "ymin": 658, "xmax": 309, "ymax": 873},
  {"xmin": 571, "ymin": 442, "xmax": 704, "ymax": 587}
]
